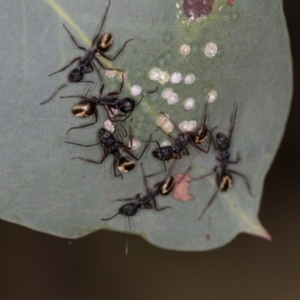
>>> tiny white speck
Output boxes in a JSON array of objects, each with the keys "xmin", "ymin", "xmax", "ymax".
[
  {"xmin": 105, "ymin": 70, "xmax": 116, "ymax": 78},
  {"xmin": 204, "ymin": 42, "xmax": 218, "ymax": 58},
  {"xmin": 107, "ymin": 108, "xmax": 119, "ymax": 117},
  {"xmin": 176, "ymin": 3, "xmax": 180, "ymax": 9},
  {"xmin": 161, "ymin": 88, "xmax": 173, "ymax": 100},
  {"xmin": 149, "ymin": 68, "xmax": 161, "ymax": 81},
  {"xmin": 131, "ymin": 85, "xmax": 142, "ymax": 96},
  {"xmin": 161, "ymin": 140, "xmax": 171, "ymax": 147},
  {"xmin": 185, "ymin": 73, "xmax": 196, "ymax": 85},
  {"xmin": 129, "ymin": 138, "xmax": 141, "ymax": 150},
  {"xmin": 188, "ymin": 121, "xmax": 197, "ymax": 131},
  {"xmin": 207, "ymin": 90, "xmax": 218, "ymax": 103},
  {"xmin": 158, "ymin": 114, "xmax": 174, "ymax": 133},
  {"xmin": 219, "ymin": 5, "xmax": 224, "ymax": 10},
  {"xmin": 167, "ymin": 93, "xmax": 179, "ymax": 105},
  {"xmin": 180, "ymin": 44, "xmax": 191, "ymax": 56},
  {"xmin": 179, "ymin": 121, "xmax": 189, "ymax": 132},
  {"xmin": 179, "ymin": 120, "xmax": 197, "ymax": 132},
  {"xmin": 158, "ymin": 70, "xmax": 170, "ymax": 84},
  {"xmin": 104, "ymin": 119, "xmax": 115, "ymax": 133},
  {"xmin": 184, "ymin": 98, "xmax": 195, "ymax": 110},
  {"xmin": 171, "ymin": 72, "xmax": 182, "ymax": 84}
]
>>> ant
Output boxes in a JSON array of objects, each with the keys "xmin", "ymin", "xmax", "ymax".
[
  {"xmin": 189, "ymin": 106, "xmax": 254, "ymax": 219},
  {"xmin": 60, "ymin": 73, "xmax": 156, "ymax": 134},
  {"xmin": 101, "ymin": 163, "xmax": 174, "ymax": 255},
  {"xmin": 152, "ymin": 104, "xmax": 215, "ymax": 171},
  {"xmin": 64, "ymin": 124, "xmax": 157, "ymax": 179},
  {"xmin": 40, "ymin": 0, "xmax": 133, "ymax": 105}
]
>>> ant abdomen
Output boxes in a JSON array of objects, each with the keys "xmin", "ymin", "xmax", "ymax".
[
  {"xmin": 72, "ymin": 101, "xmax": 96, "ymax": 118},
  {"xmin": 217, "ymin": 173, "xmax": 233, "ymax": 192},
  {"xmin": 158, "ymin": 176, "xmax": 175, "ymax": 196},
  {"xmin": 97, "ymin": 34, "xmax": 113, "ymax": 52},
  {"xmin": 117, "ymin": 157, "xmax": 136, "ymax": 173}
]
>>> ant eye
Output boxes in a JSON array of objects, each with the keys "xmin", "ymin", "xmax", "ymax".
[
  {"xmin": 98, "ymin": 34, "xmax": 113, "ymax": 52},
  {"xmin": 118, "ymin": 157, "xmax": 135, "ymax": 173}
]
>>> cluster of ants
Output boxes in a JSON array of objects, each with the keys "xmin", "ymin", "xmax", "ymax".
[{"xmin": 41, "ymin": 0, "xmax": 253, "ymax": 252}]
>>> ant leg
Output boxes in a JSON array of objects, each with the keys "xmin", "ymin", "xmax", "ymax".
[
  {"xmin": 94, "ymin": 57, "xmax": 123, "ymax": 72},
  {"xmin": 227, "ymin": 169, "xmax": 254, "ymax": 196},
  {"xmin": 62, "ymin": 24, "xmax": 87, "ymax": 51},
  {"xmin": 140, "ymin": 163, "xmax": 149, "ymax": 191},
  {"xmin": 100, "ymin": 39, "xmax": 134, "ymax": 61},
  {"xmin": 152, "ymin": 198, "xmax": 172, "ymax": 211},
  {"xmin": 228, "ymin": 151, "xmax": 241, "ymax": 164},
  {"xmin": 71, "ymin": 154, "xmax": 107, "ymax": 164},
  {"xmin": 113, "ymin": 159, "xmax": 123, "ymax": 179},
  {"xmin": 66, "ymin": 109, "xmax": 98, "ymax": 134},
  {"xmin": 40, "ymin": 84, "xmax": 67, "ymax": 105},
  {"xmin": 91, "ymin": 62, "xmax": 104, "ymax": 84},
  {"xmin": 49, "ymin": 57, "xmax": 81, "ymax": 76},
  {"xmin": 199, "ymin": 189, "xmax": 220, "ymax": 219},
  {"xmin": 190, "ymin": 169, "xmax": 217, "ymax": 182},
  {"xmin": 91, "ymin": 0, "xmax": 111, "ymax": 47}
]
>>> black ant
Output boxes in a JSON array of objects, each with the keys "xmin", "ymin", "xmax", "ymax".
[
  {"xmin": 189, "ymin": 106, "xmax": 254, "ymax": 219},
  {"xmin": 101, "ymin": 163, "xmax": 174, "ymax": 255},
  {"xmin": 60, "ymin": 73, "xmax": 156, "ymax": 134},
  {"xmin": 40, "ymin": 0, "xmax": 133, "ymax": 105},
  {"xmin": 64, "ymin": 125, "xmax": 157, "ymax": 179},
  {"xmin": 152, "ymin": 104, "xmax": 215, "ymax": 171}
]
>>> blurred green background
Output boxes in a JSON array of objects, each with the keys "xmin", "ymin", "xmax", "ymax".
[{"xmin": 0, "ymin": 1, "xmax": 298, "ymax": 299}]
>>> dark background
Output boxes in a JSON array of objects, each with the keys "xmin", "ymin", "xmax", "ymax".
[{"xmin": 0, "ymin": 1, "xmax": 299, "ymax": 299}]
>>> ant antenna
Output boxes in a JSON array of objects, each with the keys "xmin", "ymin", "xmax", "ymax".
[
  {"xmin": 228, "ymin": 105, "xmax": 238, "ymax": 140},
  {"xmin": 101, "ymin": 212, "xmax": 120, "ymax": 221},
  {"xmin": 125, "ymin": 216, "xmax": 131, "ymax": 256},
  {"xmin": 135, "ymin": 86, "xmax": 158, "ymax": 108}
]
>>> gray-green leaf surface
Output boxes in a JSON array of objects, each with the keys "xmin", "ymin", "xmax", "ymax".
[{"xmin": 0, "ymin": 0, "xmax": 291, "ymax": 250}]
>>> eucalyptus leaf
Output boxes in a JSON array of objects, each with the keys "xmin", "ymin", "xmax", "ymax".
[{"xmin": 0, "ymin": 0, "xmax": 291, "ymax": 250}]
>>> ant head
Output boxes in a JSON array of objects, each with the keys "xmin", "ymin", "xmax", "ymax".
[
  {"xmin": 72, "ymin": 101, "xmax": 95, "ymax": 118},
  {"xmin": 69, "ymin": 69, "xmax": 84, "ymax": 82},
  {"xmin": 218, "ymin": 173, "xmax": 233, "ymax": 192},
  {"xmin": 152, "ymin": 146, "xmax": 173, "ymax": 161},
  {"xmin": 157, "ymin": 176, "xmax": 175, "ymax": 195},
  {"xmin": 119, "ymin": 203, "xmax": 138, "ymax": 217},
  {"xmin": 118, "ymin": 157, "xmax": 135, "ymax": 173},
  {"xmin": 99, "ymin": 128, "xmax": 112, "ymax": 139},
  {"xmin": 97, "ymin": 33, "xmax": 113, "ymax": 52},
  {"xmin": 119, "ymin": 98, "xmax": 135, "ymax": 113}
]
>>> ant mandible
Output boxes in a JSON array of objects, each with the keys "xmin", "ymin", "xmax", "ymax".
[
  {"xmin": 152, "ymin": 104, "xmax": 215, "ymax": 172},
  {"xmin": 60, "ymin": 73, "xmax": 157, "ymax": 134},
  {"xmin": 40, "ymin": 0, "xmax": 133, "ymax": 105},
  {"xmin": 65, "ymin": 124, "xmax": 157, "ymax": 179},
  {"xmin": 190, "ymin": 106, "xmax": 254, "ymax": 219}
]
